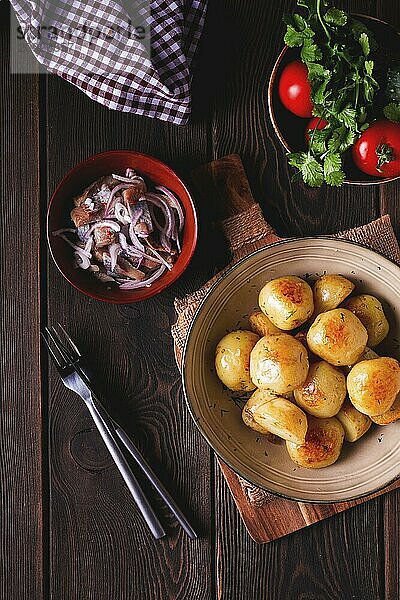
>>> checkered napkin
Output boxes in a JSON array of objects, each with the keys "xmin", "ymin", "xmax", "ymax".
[
  {"xmin": 172, "ymin": 209, "xmax": 400, "ymax": 507},
  {"xmin": 11, "ymin": 0, "xmax": 208, "ymax": 124}
]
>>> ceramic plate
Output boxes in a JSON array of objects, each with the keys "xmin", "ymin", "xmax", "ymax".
[{"xmin": 182, "ymin": 238, "xmax": 400, "ymax": 502}]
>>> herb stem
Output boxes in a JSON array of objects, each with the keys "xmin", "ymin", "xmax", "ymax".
[{"xmin": 316, "ymin": 0, "xmax": 330, "ymax": 42}]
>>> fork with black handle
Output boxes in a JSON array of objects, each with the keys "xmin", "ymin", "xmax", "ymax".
[{"xmin": 43, "ymin": 324, "xmax": 197, "ymax": 540}]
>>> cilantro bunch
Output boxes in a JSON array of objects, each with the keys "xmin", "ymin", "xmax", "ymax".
[{"xmin": 284, "ymin": 0, "xmax": 380, "ymax": 186}]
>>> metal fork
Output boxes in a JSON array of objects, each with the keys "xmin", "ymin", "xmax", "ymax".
[
  {"xmin": 42, "ymin": 326, "xmax": 166, "ymax": 540},
  {"xmin": 42, "ymin": 324, "xmax": 197, "ymax": 540}
]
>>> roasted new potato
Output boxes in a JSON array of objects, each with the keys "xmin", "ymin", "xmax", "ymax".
[
  {"xmin": 242, "ymin": 389, "xmax": 276, "ymax": 434},
  {"xmin": 347, "ymin": 357, "xmax": 400, "ymax": 416},
  {"xmin": 307, "ymin": 308, "xmax": 368, "ymax": 366},
  {"xmin": 336, "ymin": 400, "xmax": 372, "ymax": 442},
  {"xmin": 343, "ymin": 346, "xmax": 379, "ymax": 374},
  {"xmin": 293, "ymin": 361, "xmax": 346, "ymax": 418},
  {"xmin": 259, "ymin": 276, "xmax": 314, "ymax": 330},
  {"xmin": 248, "ymin": 310, "xmax": 282, "ymax": 336},
  {"xmin": 313, "ymin": 274, "xmax": 355, "ymax": 316},
  {"xmin": 215, "ymin": 330, "xmax": 259, "ymax": 391},
  {"xmin": 343, "ymin": 294, "xmax": 389, "ymax": 348},
  {"xmin": 250, "ymin": 334, "xmax": 309, "ymax": 394},
  {"xmin": 286, "ymin": 416, "xmax": 345, "ymax": 468},
  {"xmin": 245, "ymin": 389, "xmax": 308, "ymax": 444},
  {"xmin": 371, "ymin": 393, "xmax": 400, "ymax": 425}
]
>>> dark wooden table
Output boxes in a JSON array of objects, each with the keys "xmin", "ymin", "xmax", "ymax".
[{"xmin": 2, "ymin": 1, "xmax": 400, "ymax": 598}]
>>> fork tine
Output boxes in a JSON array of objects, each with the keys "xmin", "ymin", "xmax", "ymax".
[
  {"xmin": 56, "ymin": 323, "xmax": 81, "ymax": 358},
  {"xmin": 41, "ymin": 331, "xmax": 63, "ymax": 370},
  {"xmin": 49, "ymin": 326, "xmax": 77, "ymax": 364},
  {"xmin": 45, "ymin": 326, "xmax": 72, "ymax": 365}
]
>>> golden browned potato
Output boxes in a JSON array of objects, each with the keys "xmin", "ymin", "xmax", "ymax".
[
  {"xmin": 246, "ymin": 389, "xmax": 308, "ymax": 444},
  {"xmin": 286, "ymin": 416, "xmax": 345, "ymax": 469},
  {"xmin": 242, "ymin": 389, "xmax": 275, "ymax": 434},
  {"xmin": 248, "ymin": 311, "xmax": 282, "ymax": 336},
  {"xmin": 343, "ymin": 347, "xmax": 379, "ymax": 374},
  {"xmin": 293, "ymin": 361, "xmax": 346, "ymax": 418},
  {"xmin": 258, "ymin": 276, "xmax": 314, "ymax": 330},
  {"xmin": 294, "ymin": 331, "xmax": 319, "ymax": 362},
  {"xmin": 215, "ymin": 330, "xmax": 259, "ymax": 391},
  {"xmin": 371, "ymin": 393, "xmax": 400, "ymax": 425},
  {"xmin": 347, "ymin": 357, "xmax": 400, "ymax": 416},
  {"xmin": 343, "ymin": 294, "xmax": 389, "ymax": 348},
  {"xmin": 313, "ymin": 274, "xmax": 355, "ymax": 315},
  {"xmin": 336, "ymin": 400, "xmax": 372, "ymax": 442},
  {"xmin": 250, "ymin": 334, "xmax": 309, "ymax": 394},
  {"xmin": 307, "ymin": 308, "xmax": 367, "ymax": 366}
]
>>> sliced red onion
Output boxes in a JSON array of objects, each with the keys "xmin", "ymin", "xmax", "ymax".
[
  {"xmin": 112, "ymin": 173, "xmax": 146, "ymax": 186},
  {"xmin": 109, "ymin": 243, "xmax": 122, "ymax": 272},
  {"xmin": 73, "ymin": 251, "xmax": 91, "ymax": 269},
  {"xmin": 148, "ymin": 204, "xmax": 165, "ymax": 231},
  {"xmin": 119, "ymin": 233, "xmax": 162, "ymax": 264},
  {"xmin": 53, "ymin": 227, "xmax": 77, "ymax": 236},
  {"xmin": 84, "ymin": 235, "xmax": 93, "ymax": 254},
  {"xmin": 86, "ymin": 220, "xmax": 121, "ymax": 238},
  {"xmin": 118, "ymin": 265, "xmax": 166, "ymax": 289},
  {"xmin": 114, "ymin": 202, "xmax": 132, "ymax": 224},
  {"xmin": 145, "ymin": 193, "xmax": 175, "ymax": 238},
  {"xmin": 155, "ymin": 186, "xmax": 185, "ymax": 232},
  {"xmin": 58, "ymin": 234, "xmax": 92, "ymax": 257},
  {"xmin": 146, "ymin": 245, "xmax": 173, "ymax": 271},
  {"xmin": 160, "ymin": 232, "xmax": 172, "ymax": 253},
  {"xmin": 128, "ymin": 203, "xmax": 144, "ymax": 227},
  {"xmin": 104, "ymin": 183, "xmax": 133, "ymax": 216}
]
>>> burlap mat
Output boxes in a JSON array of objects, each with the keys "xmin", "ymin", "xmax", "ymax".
[{"xmin": 172, "ymin": 208, "xmax": 400, "ymax": 506}]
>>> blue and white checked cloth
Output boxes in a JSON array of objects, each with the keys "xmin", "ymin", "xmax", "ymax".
[{"xmin": 11, "ymin": 0, "xmax": 208, "ymax": 124}]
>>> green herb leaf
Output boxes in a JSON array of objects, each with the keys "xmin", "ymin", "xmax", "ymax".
[
  {"xmin": 324, "ymin": 153, "xmax": 345, "ymax": 186},
  {"xmin": 288, "ymin": 152, "xmax": 308, "ymax": 169},
  {"xmin": 324, "ymin": 8, "xmax": 347, "ymax": 26},
  {"xmin": 301, "ymin": 155, "xmax": 324, "ymax": 187},
  {"xmin": 312, "ymin": 78, "xmax": 330, "ymax": 104},
  {"xmin": 337, "ymin": 108, "xmax": 357, "ymax": 129},
  {"xmin": 307, "ymin": 62, "xmax": 329, "ymax": 80},
  {"xmin": 359, "ymin": 32, "xmax": 370, "ymax": 57},
  {"xmin": 364, "ymin": 60, "xmax": 374, "ymax": 76},
  {"xmin": 284, "ymin": 25, "xmax": 305, "ymax": 47},
  {"xmin": 300, "ymin": 37, "xmax": 322, "ymax": 63},
  {"xmin": 384, "ymin": 103, "xmax": 400, "ymax": 122}
]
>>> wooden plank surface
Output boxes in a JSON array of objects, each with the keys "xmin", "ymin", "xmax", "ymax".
[
  {"xmin": 0, "ymin": 4, "xmax": 43, "ymax": 599},
  {"xmin": 3, "ymin": 0, "xmax": 400, "ymax": 598},
  {"xmin": 44, "ymin": 71, "xmax": 214, "ymax": 600},
  {"xmin": 210, "ymin": 1, "xmax": 396, "ymax": 599}
]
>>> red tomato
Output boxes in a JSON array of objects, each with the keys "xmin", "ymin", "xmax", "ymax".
[
  {"xmin": 305, "ymin": 117, "xmax": 328, "ymax": 143},
  {"xmin": 278, "ymin": 60, "xmax": 314, "ymax": 118},
  {"xmin": 352, "ymin": 120, "xmax": 400, "ymax": 178}
]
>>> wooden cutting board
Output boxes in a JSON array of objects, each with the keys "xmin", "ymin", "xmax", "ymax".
[{"xmin": 185, "ymin": 154, "xmax": 400, "ymax": 544}]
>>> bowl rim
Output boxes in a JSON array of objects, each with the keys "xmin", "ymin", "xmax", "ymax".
[
  {"xmin": 47, "ymin": 149, "xmax": 198, "ymax": 304},
  {"xmin": 267, "ymin": 13, "xmax": 400, "ymax": 187},
  {"xmin": 182, "ymin": 236, "xmax": 400, "ymax": 503}
]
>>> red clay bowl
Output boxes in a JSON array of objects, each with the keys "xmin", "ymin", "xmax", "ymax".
[
  {"xmin": 47, "ymin": 151, "xmax": 198, "ymax": 303},
  {"xmin": 268, "ymin": 14, "xmax": 400, "ymax": 186}
]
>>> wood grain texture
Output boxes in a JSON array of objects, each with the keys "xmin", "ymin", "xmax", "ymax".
[
  {"xmin": 4, "ymin": 0, "xmax": 400, "ymax": 598},
  {"xmin": 44, "ymin": 67, "xmax": 214, "ymax": 599},
  {"xmin": 210, "ymin": 1, "xmax": 396, "ymax": 599},
  {"xmin": 0, "ymin": 3, "xmax": 43, "ymax": 599}
]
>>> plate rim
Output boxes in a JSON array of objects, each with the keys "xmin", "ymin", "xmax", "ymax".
[{"xmin": 182, "ymin": 236, "xmax": 400, "ymax": 503}]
